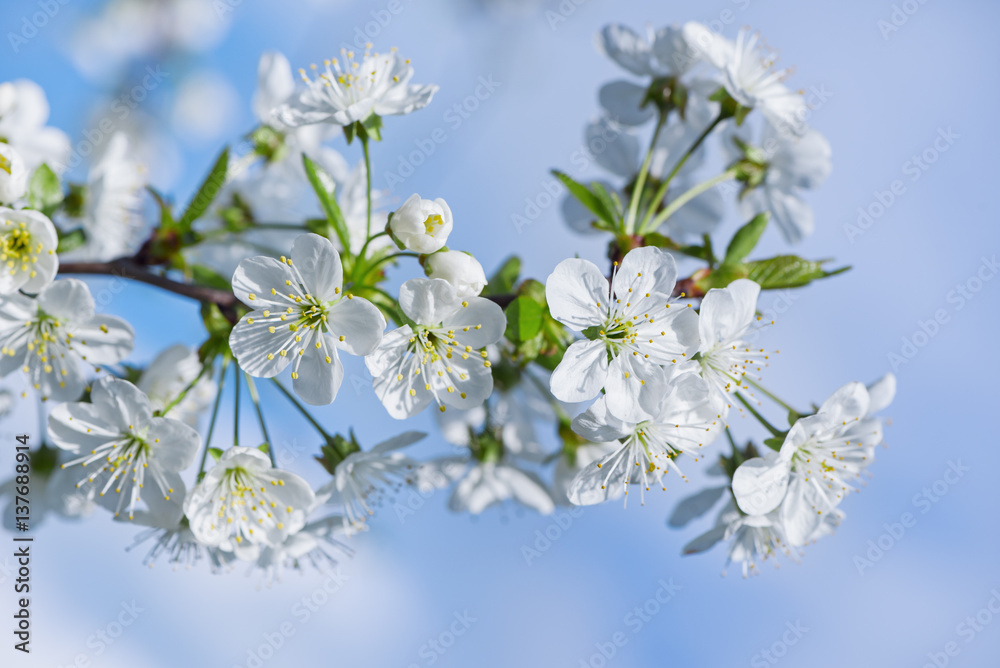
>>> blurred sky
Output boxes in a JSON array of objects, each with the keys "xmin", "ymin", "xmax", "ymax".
[{"xmin": 2, "ymin": 0, "xmax": 1000, "ymax": 666}]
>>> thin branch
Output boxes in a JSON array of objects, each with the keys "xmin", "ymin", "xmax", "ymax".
[{"xmin": 59, "ymin": 258, "xmax": 239, "ymax": 312}]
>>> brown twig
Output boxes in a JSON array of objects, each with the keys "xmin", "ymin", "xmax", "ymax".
[{"xmin": 58, "ymin": 258, "xmax": 240, "ymax": 315}]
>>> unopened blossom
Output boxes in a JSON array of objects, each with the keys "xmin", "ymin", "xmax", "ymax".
[
  {"xmin": 721, "ymin": 29, "xmax": 807, "ymax": 135},
  {"xmin": 367, "ymin": 278, "xmax": 505, "ymax": 418},
  {"xmin": 727, "ymin": 124, "xmax": 832, "ymax": 244},
  {"xmin": 695, "ymin": 278, "xmax": 767, "ymax": 403},
  {"xmin": 546, "ymin": 246, "xmax": 699, "ymax": 422},
  {"xmin": 566, "ymin": 365, "xmax": 724, "ymax": 506},
  {"xmin": 277, "ymin": 46, "xmax": 437, "ymax": 128},
  {"xmin": 0, "ymin": 278, "xmax": 134, "ymax": 401},
  {"xmin": 389, "ymin": 194, "xmax": 453, "ymax": 253},
  {"xmin": 316, "ymin": 431, "xmax": 425, "ymax": 531},
  {"xmin": 184, "ymin": 446, "xmax": 316, "ymax": 556},
  {"xmin": 229, "ymin": 233, "xmax": 386, "ymax": 406},
  {"xmin": 0, "ymin": 143, "xmax": 28, "ymax": 204},
  {"xmin": 61, "ymin": 132, "xmax": 148, "ymax": 261},
  {"xmin": 425, "ymin": 250, "xmax": 487, "ymax": 298},
  {"xmin": 0, "ymin": 79, "xmax": 71, "ymax": 172},
  {"xmin": 48, "ymin": 377, "xmax": 200, "ymax": 521},
  {"xmin": 0, "ymin": 207, "xmax": 59, "ymax": 295}
]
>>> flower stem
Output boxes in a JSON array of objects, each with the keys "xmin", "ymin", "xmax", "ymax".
[
  {"xmin": 352, "ymin": 251, "xmax": 418, "ymax": 286},
  {"xmin": 270, "ymin": 378, "xmax": 330, "ymax": 439},
  {"xmin": 244, "ymin": 374, "xmax": 275, "ymax": 467},
  {"xmin": 641, "ymin": 168, "xmax": 737, "ymax": 235},
  {"xmin": 232, "ymin": 363, "xmax": 241, "ymax": 447},
  {"xmin": 734, "ymin": 392, "xmax": 784, "ymax": 438},
  {"xmin": 639, "ymin": 114, "xmax": 725, "ymax": 232},
  {"xmin": 197, "ymin": 357, "xmax": 230, "ymax": 477},
  {"xmin": 361, "ymin": 134, "xmax": 373, "ymax": 240},
  {"xmin": 160, "ymin": 363, "xmax": 212, "ymax": 417},
  {"xmin": 625, "ymin": 113, "xmax": 667, "ymax": 235},
  {"xmin": 744, "ymin": 377, "xmax": 800, "ymax": 418}
]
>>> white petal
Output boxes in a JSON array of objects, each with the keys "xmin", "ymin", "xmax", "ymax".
[
  {"xmin": 668, "ymin": 485, "xmax": 728, "ymax": 528},
  {"xmin": 549, "ymin": 339, "xmax": 607, "ymax": 403},
  {"xmin": 866, "ymin": 373, "xmax": 896, "ymax": 415},
  {"xmin": 399, "ymin": 278, "xmax": 459, "ymax": 325},
  {"xmin": 37, "ymin": 278, "xmax": 95, "ymax": 321},
  {"xmin": 145, "ymin": 417, "xmax": 200, "ymax": 472},
  {"xmin": 732, "ymin": 456, "xmax": 790, "ymax": 515},
  {"xmin": 74, "ymin": 315, "xmax": 134, "ymax": 365},
  {"xmin": 598, "ymin": 80, "xmax": 654, "ymax": 126},
  {"xmin": 545, "ymin": 258, "xmax": 606, "ymax": 331},
  {"xmin": 327, "ymin": 295, "xmax": 385, "ymax": 356},
  {"xmin": 442, "ymin": 297, "xmax": 505, "ymax": 348},
  {"xmin": 571, "ymin": 395, "xmax": 631, "ymax": 442},
  {"xmin": 495, "ymin": 465, "xmax": 554, "ymax": 514},
  {"xmin": 597, "ymin": 24, "xmax": 654, "ymax": 76},
  {"xmin": 292, "ymin": 345, "xmax": 344, "ymax": 405},
  {"xmin": 290, "ymin": 233, "xmax": 343, "ymax": 301},
  {"xmin": 604, "ymin": 353, "xmax": 668, "ymax": 423}
]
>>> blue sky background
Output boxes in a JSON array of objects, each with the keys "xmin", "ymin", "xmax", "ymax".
[{"xmin": 2, "ymin": 0, "xmax": 999, "ymax": 666}]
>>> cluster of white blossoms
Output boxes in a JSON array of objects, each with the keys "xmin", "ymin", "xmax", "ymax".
[
  {"xmin": 565, "ymin": 21, "xmax": 830, "ymax": 245},
  {"xmin": 0, "ymin": 22, "xmax": 894, "ymax": 583}
]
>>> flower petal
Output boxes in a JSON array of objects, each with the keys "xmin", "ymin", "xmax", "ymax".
[
  {"xmin": 549, "ymin": 339, "xmax": 608, "ymax": 403},
  {"xmin": 545, "ymin": 258, "xmax": 606, "ymax": 331}
]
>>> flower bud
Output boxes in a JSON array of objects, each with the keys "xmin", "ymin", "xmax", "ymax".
[
  {"xmin": 0, "ymin": 144, "xmax": 29, "ymax": 204},
  {"xmin": 426, "ymin": 250, "xmax": 487, "ymax": 297},
  {"xmin": 389, "ymin": 194, "xmax": 453, "ymax": 253}
]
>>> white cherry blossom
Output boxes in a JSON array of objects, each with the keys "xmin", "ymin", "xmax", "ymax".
[
  {"xmin": 0, "ymin": 278, "xmax": 134, "ymax": 401},
  {"xmin": 229, "ymin": 233, "xmax": 386, "ymax": 406},
  {"xmin": 545, "ymin": 246, "xmax": 699, "ymax": 422},
  {"xmin": 277, "ymin": 46, "xmax": 437, "ymax": 128},
  {"xmin": 566, "ymin": 365, "xmax": 724, "ymax": 506},
  {"xmin": 695, "ymin": 278, "xmax": 767, "ymax": 403},
  {"xmin": 184, "ymin": 446, "xmax": 316, "ymax": 556},
  {"xmin": 367, "ymin": 278, "xmax": 505, "ymax": 418},
  {"xmin": 48, "ymin": 377, "xmax": 200, "ymax": 521},
  {"xmin": 0, "ymin": 207, "xmax": 59, "ymax": 295}
]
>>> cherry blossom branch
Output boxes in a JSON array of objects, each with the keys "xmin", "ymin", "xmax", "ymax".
[{"xmin": 57, "ymin": 258, "xmax": 240, "ymax": 312}]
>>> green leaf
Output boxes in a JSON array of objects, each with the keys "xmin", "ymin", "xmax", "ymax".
[
  {"xmin": 27, "ymin": 164, "xmax": 62, "ymax": 214},
  {"xmin": 723, "ymin": 212, "xmax": 769, "ymax": 266},
  {"xmin": 744, "ymin": 255, "xmax": 849, "ymax": 290},
  {"xmin": 694, "ymin": 264, "xmax": 749, "ymax": 292},
  {"xmin": 302, "ymin": 153, "xmax": 351, "ymax": 251},
  {"xmin": 207, "ymin": 447, "xmax": 224, "ymax": 461},
  {"xmin": 257, "ymin": 443, "xmax": 270, "ymax": 454},
  {"xmin": 191, "ymin": 265, "xmax": 231, "ymax": 292},
  {"xmin": 200, "ymin": 303, "xmax": 233, "ymax": 338},
  {"xmin": 179, "ymin": 148, "xmax": 229, "ymax": 230},
  {"xmin": 484, "ymin": 256, "xmax": 520, "ymax": 296},
  {"xmin": 762, "ymin": 436, "xmax": 785, "ymax": 452},
  {"xmin": 55, "ymin": 228, "xmax": 86, "ymax": 254},
  {"xmin": 504, "ymin": 296, "xmax": 544, "ymax": 343},
  {"xmin": 590, "ymin": 181, "xmax": 623, "ymax": 223},
  {"xmin": 551, "ymin": 170, "xmax": 617, "ymax": 228}
]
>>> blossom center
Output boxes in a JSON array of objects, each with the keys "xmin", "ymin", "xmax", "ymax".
[
  {"xmin": 1, "ymin": 222, "xmax": 43, "ymax": 275},
  {"xmin": 423, "ymin": 213, "xmax": 443, "ymax": 236}
]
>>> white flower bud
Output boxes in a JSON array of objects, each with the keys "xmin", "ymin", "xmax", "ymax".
[
  {"xmin": 389, "ymin": 194, "xmax": 453, "ymax": 253},
  {"xmin": 0, "ymin": 144, "xmax": 29, "ymax": 204},
  {"xmin": 426, "ymin": 250, "xmax": 487, "ymax": 298}
]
